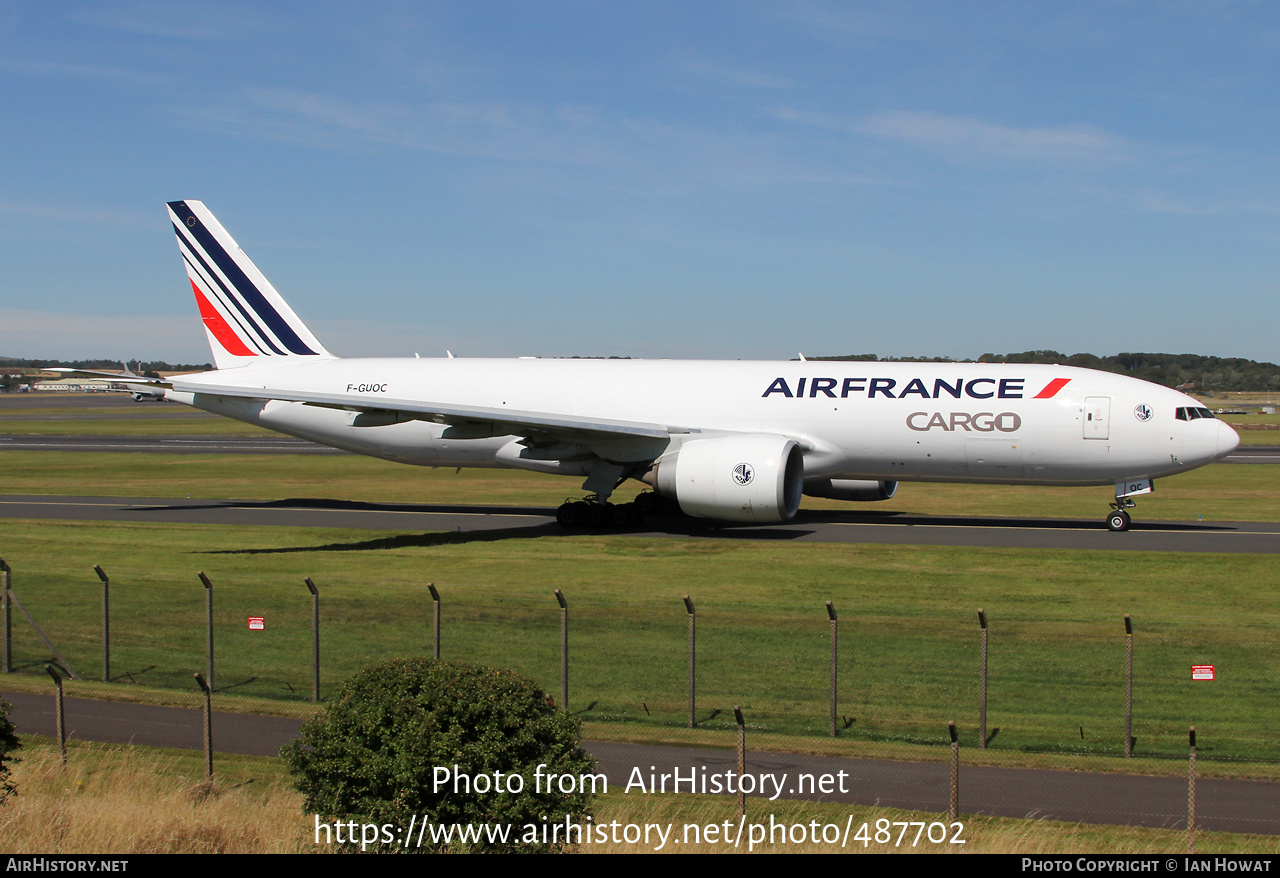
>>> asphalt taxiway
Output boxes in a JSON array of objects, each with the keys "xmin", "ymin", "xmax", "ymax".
[{"xmin": 2, "ymin": 494, "xmax": 1278, "ymax": 553}]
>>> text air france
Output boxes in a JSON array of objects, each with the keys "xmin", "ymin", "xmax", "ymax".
[{"xmin": 763, "ymin": 377, "xmax": 1027, "ymax": 400}]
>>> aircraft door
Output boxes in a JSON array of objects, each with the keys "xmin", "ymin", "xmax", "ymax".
[{"xmin": 1084, "ymin": 396, "xmax": 1110, "ymax": 440}]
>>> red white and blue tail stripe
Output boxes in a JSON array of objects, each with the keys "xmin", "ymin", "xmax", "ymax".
[{"xmin": 168, "ymin": 200, "xmax": 333, "ymax": 369}]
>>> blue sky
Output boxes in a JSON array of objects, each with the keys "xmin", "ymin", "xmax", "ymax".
[{"xmin": 2, "ymin": 1, "xmax": 1277, "ymax": 363}]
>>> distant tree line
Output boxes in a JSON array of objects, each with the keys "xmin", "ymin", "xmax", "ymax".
[
  {"xmin": 0, "ymin": 357, "xmax": 212, "ymax": 374},
  {"xmin": 805, "ymin": 351, "xmax": 1280, "ymax": 394}
]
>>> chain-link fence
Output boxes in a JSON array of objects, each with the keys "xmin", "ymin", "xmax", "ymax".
[{"xmin": 3, "ymin": 561, "xmax": 1277, "ymax": 765}]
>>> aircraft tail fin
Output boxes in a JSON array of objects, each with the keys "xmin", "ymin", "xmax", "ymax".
[{"xmin": 166, "ymin": 200, "xmax": 334, "ymax": 369}]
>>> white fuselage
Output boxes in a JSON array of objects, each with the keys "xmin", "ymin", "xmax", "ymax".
[{"xmin": 168, "ymin": 358, "xmax": 1238, "ymax": 488}]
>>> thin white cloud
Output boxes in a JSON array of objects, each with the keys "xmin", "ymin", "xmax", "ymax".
[
  {"xmin": 776, "ymin": 108, "xmax": 1134, "ymax": 164},
  {"xmin": 183, "ymin": 88, "xmax": 845, "ymax": 190},
  {"xmin": 863, "ymin": 111, "xmax": 1134, "ymax": 163},
  {"xmin": 184, "ymin": 88, "xmax": 614, "ymax": 165},
  {"xmin": 0, "ymin": 57, "xmax": 170, "ymax": 87},
  {"xmin": 1128, "ymin": 187, "xmax": 1280, "ymax": 217},
  {"xmin": 0, "ymin": 202, "xmax": 155, "ymax": 229},
  {"xmin": 679, "ymin": 58, "xmax": 797, "ymax": 90}
]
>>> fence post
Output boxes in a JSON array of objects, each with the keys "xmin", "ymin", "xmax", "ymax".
[
  {"xmin": 46, "ymin": 664, "xmax": 65, "ymax": 766},
  {"xmin": 1124, "ymin": 614, "xmax": 1134, "ymax": 757},
  {"xmin": 978, "ymin": 609, "xmax": 988, "ymax": 749},
  {"xmin": 95, "ymin": 565, "xmax": 109, "ymax": 683},
  {"xmin": 1, "ymin": 559, "xmax": 10, "ymax": 673},
  {"xmin": 428, "ymin": 583, "xmax": 441, "ymax": 660},
  {"xmin": 827, "ymin": 601, "xmax": 838, "ymax": 737},
  {"xmin": 195, "ymin": 673, "xmax": 212, "ymax": 779},
  {"xmin": 948, "ymin": 720, "xmax": 959, "ymax": 823},
  {"xmin": 197, "ymin": 572, "xmax": 214, "ymax": 691},
  {"xmin": 1187, "ymin": 727, "xmax": 1197, "ymax": 853},
  {"xmin": 735, "ymin": 705, "xmax": 746, "ymax": 818},
  {"xmin": 305, "ymin": 578, "xmax": 320, "ymax": 702},
  {"xmin": 684, "ymin": 596, "xmax": 696, "ymax": 728},
  {"xmin": 555, "ymin": 589, "xmax": 568, "ymax": 711}
]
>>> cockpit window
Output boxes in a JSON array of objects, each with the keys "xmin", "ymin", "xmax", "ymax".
[{"xmin": 1176, "ymin": 407, "xmax": 1217, "ymax": 421}]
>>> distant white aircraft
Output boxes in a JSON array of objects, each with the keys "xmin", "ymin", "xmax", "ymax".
[
  {"xmin": 109, "ymin": 363, "xmax": 165, "ymax": 401},
  {"xmin": 61, "ymin": 201, "xmax": 1242, "ymax": 531}
]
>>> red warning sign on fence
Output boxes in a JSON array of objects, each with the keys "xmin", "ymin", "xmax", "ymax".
[
  {"xmin": 1192, "ymin": 665, "xmax": 1214, "ymax": 680},
  {"xmin": 248, "ymin": 617, "xmax": 265, "ymax": 631}
]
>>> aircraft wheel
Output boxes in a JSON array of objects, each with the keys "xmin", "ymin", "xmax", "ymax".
[
  {"xmin": 609, "ymin": 502, "xmax": 639, "ymax": 529},
  {"xmin": 556, "ymin": 502, "xmax": 584, "ymax": 528},
  {"xmin": 633, "ymin": 492, "xmax": 658, "ymax": 514},
  {"xmin": 1107, "ymin": 510, "xmax": 1131, "ymax": 532},
  {"xmin": 584, "ymin": 503, "xmax": 607, "ymax": 528}
]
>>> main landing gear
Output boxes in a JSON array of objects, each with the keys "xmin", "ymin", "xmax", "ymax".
[
  {"xmin": 554, "ymin": 492, "xmax": 680, "ymax": 530},
  {"xmin": 556, "ymin": 494, "xmax": 644, "ymax": 530}
]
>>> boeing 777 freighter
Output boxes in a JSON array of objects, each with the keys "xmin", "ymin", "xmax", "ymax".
[{"xmin": 60, "ymin": 201, "xmax": 1241, "ymax": 531}]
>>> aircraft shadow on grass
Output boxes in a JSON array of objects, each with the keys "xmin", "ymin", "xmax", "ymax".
[
  {"xmin": 122, "ymin": 496, "xmax": 1238, "ymax": 556},
  {"xmin": 199, "ymin": 517, "xmax": 817, "ymax": 555}
]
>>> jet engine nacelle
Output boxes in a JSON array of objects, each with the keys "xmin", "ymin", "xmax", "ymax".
[
  {"xmin": 803, "ymin": 478, "xmax": 898, "ymax": 502},
  {"xmin": 651, "ymin": 434, "xmax": 805, "ymax": 523}
]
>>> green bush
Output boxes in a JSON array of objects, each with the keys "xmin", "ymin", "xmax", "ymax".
[
  {"xmin": 283, "ymin": 659, "xmax": 595, "ymax": 852},
  {"xmin": 0, "ymin": 697, "xmax": 19, "ymax": 801}
]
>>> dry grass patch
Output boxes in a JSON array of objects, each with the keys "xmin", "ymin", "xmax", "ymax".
[{"xmin": 0, "ymin": 744, "xmax": 313, "ymax": 854}]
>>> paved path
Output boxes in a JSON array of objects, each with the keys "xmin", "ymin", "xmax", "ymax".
[{"xmin": 4, "ymin": 689, "xmax": 1279, "ymax": 835}]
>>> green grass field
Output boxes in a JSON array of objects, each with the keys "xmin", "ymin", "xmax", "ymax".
[{"xmin": 2, "ymin": 517, "xmax": 1278, "ymax": 767}]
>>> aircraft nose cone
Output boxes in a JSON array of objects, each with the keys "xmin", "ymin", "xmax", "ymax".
[{"xmin": 1218, "ymin": 420, "xmax": 1241, "ymax": 458}]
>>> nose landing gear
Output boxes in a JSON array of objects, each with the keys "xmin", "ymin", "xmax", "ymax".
[
  {"xmin": 1107, "ymin": 478, "xmax": 1152, "ymax": 531},
  {"xmin": 1107, "ymin": 500, "xmax": 1134, "ymax": 532}
]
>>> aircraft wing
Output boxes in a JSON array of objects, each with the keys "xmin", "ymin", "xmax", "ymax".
[
  {"xmin": 166, "ymin": 378, "xmax": 677, "ymax": 443},
  {"xmin": 46, "ymin": 367, "xmax": 172, "ymax": 387}
]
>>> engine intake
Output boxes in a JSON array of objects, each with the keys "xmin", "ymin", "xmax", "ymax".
[{"xmin": 652, "ymin": 434, "xmax": 805, "ymax": 523}]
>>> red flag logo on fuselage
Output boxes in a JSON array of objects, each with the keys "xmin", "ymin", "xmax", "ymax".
[{"xmin": 1032, "ymin": 378, "xmax": 1071, "ymax": 399}]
